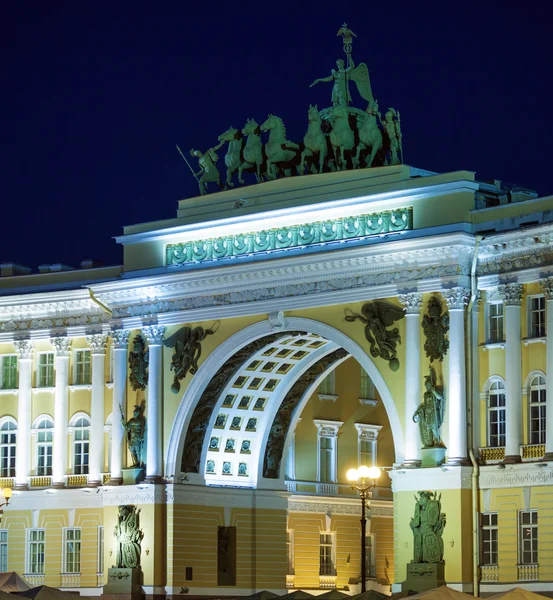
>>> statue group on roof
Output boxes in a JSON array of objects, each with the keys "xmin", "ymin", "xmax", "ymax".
[{"xmin": 180, "ymin": 24, "xmax": 403, "ymax": 195}]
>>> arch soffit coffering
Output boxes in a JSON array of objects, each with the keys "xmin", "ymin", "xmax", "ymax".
[{"xmin": 166, "ymin": 317, "xmax": 405, "ymax": 480}]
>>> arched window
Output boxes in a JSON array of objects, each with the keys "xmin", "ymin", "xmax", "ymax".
[
  {"xmin": 488, "ymin": 380, "xmax": 506, "ymax": 447},
  {"xmin": 0, "ymin": 419, "xmax": 17, "ymax": 477},
  {"xmin": 73, "ymin": 416, "xmax": 90, "ymax": 475},
  {"xmin": 529, "ymin": 375, "xmax": 546, "ymax": 445},
  {"xmin": 36, "ymin": 418, "xmax": 53, "ymax": 476}
]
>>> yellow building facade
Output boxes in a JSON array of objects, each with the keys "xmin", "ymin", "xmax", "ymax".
[{"xmin": 0, "ymin": 166, "xmax": 552, "ymax": 597}]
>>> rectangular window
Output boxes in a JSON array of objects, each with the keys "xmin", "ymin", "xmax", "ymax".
[
  {"xmin": 519, "ymin": 511, "xmax": 538, "ymax": 565},
  {"xmin": 0, "ymin": 422, "xmax": 17, "ymax": 477},
  {"xmin": 319, "ymin": 533, "xmax": 334, "ymax": 576},
  {"xmin": 38, "ymin": 353, "xmax": 54, "ymax": 388},
  {"xmin": 319, "ymin": 437, "xmax": 333, "ymax": 482},
  {"xmin": 37, "ymin": 430, "xmax": 53, "ymax": 476},
  {"xmin": 0, "ymin": 530, "xmax": 7, "ymax": 572},
  {"xmin": 287, "ymin": 529, "xmax": 294, "ymax": 575},
  {"xmin": 319, "ymin": 371, "xmax": 336, "ymax": 395},
  {"xmin": 27, "ymin": 529, "xmax": 45, "ymax": 574},
  {"xmin": 75, "ymin": 350, "xmax": 91, "ymax": 385},
  {"xmin": 97, "ymin": 527, "xmax": 104, "ymax": 575},
  {"xmin": 481, "ymin": 513, "xmax": 498, "ymax": 565},
  {"xmin": 360, "ymin": 439, "xmax": 375, "ymax": 466},
  {"xmin": 1, "ymin": 356, "xmax": 17, "ymax": 390},
  {"xmin": 529, "ymin": 296, "xmax": 546, "ymax": 338},
  {"xmin": 489, "ymin": 303, "xmax": 504, "ymax": 343},
  {"xmin": 360, "ymin": 371, "xmax": 375, "ymax": 399},
  {"xmin": 64, "ymin": 528, "xmax": 81, "ymax": 573},
  {"xmin": 365, "ymin": 534, "xmax": 376, "ymax": 578}
]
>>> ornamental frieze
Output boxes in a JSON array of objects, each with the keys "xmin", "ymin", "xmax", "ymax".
[
  {"xmin": 422, "ymin": 296, "xmax": 449, "ymax": 362},
  {"xmin": 166, "ymin": 208, "xmax": 413, "ymax": 266}
]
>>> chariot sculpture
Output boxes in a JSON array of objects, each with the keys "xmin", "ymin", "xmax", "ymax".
[{"xmin": 179, "ymin": 24, "xmax": 403, "ymax": 195}]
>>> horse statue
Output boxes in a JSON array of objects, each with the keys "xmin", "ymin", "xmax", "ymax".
[
  {"xmin": 260, "ymin": 114, "xmax": 300, "ymax": 180},
  {"xmin": 355, "ymin": 101, "xmax": 383, "ymax": 168},
  {"xmin": 218, "ymin": 126, "xmax": 243, "ymax": 188},
  {"xmin": 300, "ymin": 104, "xmax": 327, "ymax": 174},
  {"xmin": 238, "ymin": 119, "xmax": 265, "ymax": 184},
  {"xmin": 328, "ymin": 105, "xmax": 355, "ymax": 171}
]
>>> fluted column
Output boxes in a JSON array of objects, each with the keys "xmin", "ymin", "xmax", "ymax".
[
  {"xmin": 110, "ymin": 329, "xmax": 129, "ymax": 485},
  {"xmin": 13, "ymin": 340, "xmax": 33, "ymax": 489},
  {"xmin": 86, "ymin": 334, "xmax": 108, "ymax": 486},
  {"xmin": 398, "ymin": 292, "xmax": 423, "ymax": 466},
  {"xmin": 500, "ymin": 283, "xmax": 523, "ymax": 463},
  {"xmin": 471, "ymin": 294, "xmax": 481, "ymax": 453},
  {"xmin": 540, "ymin": 278, "xmax": 553, "ymax": 460},
  {"xmin": 51, "ymin": 337, "xmax": 71, "ymax": 488},
  {"xmin": 143, "ymin": 326, "xmax": 165, "ymax": 482},
  {"xmin": 443, "ymin": 288, "xmax": 470, "ymax": 465}
]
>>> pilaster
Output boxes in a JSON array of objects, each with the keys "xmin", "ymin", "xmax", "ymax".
[
  {"xmin": 540, "ymin": 278, "xmax": 553, "ymax": 460},
  {"xmin": 86, "ymin": 334, "xmax": 108, "ymax": 486},
  {"xmin": 498, "ymin": 283, "xmax": 523, "ymax": 463},
  {"xmin": 442, "ymin": 287, "xmax": 470, "ymax": 465},
  {"xmin": 110, "ymin": 329, "xmax": 130, "ymax": 485},
  {"xmin": 470, "ymin": 294, "xmax": 481, "ymax": 455},
  {"xmin": 13, "ymin": 339, "xmax": 33, "ymax": 489},
  {"xmin": 142, "ymin": 325, "xmax": 165, "ymax": 483},
  {"xmin": 398, "ymin": 292, "xmax": 423, "ymax": 467},
  {"xmin": 51, "ymin": 336, "xmax": 71, "ymax": 488}
]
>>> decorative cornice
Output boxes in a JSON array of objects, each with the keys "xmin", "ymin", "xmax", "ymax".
[
  {"xmin": 86, "ymin": 333, "xmax": 108, "ymax": 355},
  {"xmin": 479, "ymin": 464, "xmax": 553, "ymax": 489},
  {"xmin": 142, "ymin": 325, "xmax": 165, "ymax": 345},
  {"xmin": 497, "ymin": 283, "xmax": 523, "ymax": 306},
  {"xmin": 287, "ymin": 496, "xmax": 393, "ymax": 518},
  {"xmin": 539, "ymin": 277, "xmax": 553, "ymax": 300},
  {"xmin": 314, "ymin": 419, "xmax": 344, "ymax": 438},
  {"xmin": 398, "ymin": 292, "xmax": 423, "ymax": 314},
  {"xmin": 13, "ymin": 339, "xmax": 33, "ymax": 359},
  {"xmin": 442, "ymin": 287, "xmax": 470, "ymax": 310},
  {"xmin": 389, "ymin": 466, "xmax": 473, "ymax": 491},
  {"xmin": 110, "ymin": 329, "xmax": 130, "ymax": 349},
  {"xmin": 50, "ymin": 336, "xmax": 71, "ymax": 357},
  {"xmin": 354, "ymin": 423, "xmax": 383, "ymax": 440}
]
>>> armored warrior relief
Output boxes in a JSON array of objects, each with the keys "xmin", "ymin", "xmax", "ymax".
[
  {"xmin": 413, "ymin": 366, "xmax": 445, "ymax": 448},
  {"xmin": 121, "ymin": 404, "xmax": 146, "ymax": 467},
  {"xmin": 114, "ymin": 505, "xmax": 143, "ymax": 569},
  {"xmin": 410, "ymin": 491, "xmax": 446, "ymax": 563},
  {"xmin": 128, "ymin": 334, "xmax": 148, "ymax": 391}
]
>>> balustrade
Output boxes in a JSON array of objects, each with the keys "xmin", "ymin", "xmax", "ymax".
[
  {"xmin": 517, "ymin": 564, "xmax": 539, "ymax": 581},
  {"xmin": 480, "ymin": 566, "xmax": 499, "ymax": 582}
]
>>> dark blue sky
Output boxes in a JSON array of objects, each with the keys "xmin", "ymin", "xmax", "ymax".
[{"xmin": 2, "ymin": 1, "xmax": 551, "ymax": 269}]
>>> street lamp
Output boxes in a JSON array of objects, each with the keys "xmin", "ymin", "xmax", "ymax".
[
  {"xmin": 0, "ymin": 487, "xmax": 13, "ymax": 525},
  {"xmin": 347, "ymin": 465, "xmax": 381, "ymax": 593}
]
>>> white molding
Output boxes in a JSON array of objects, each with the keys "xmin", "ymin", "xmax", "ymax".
[
  {"xmin": 479, "ymin": 463, "xmax": 553, "ymax": 489},
  {"xmin": 167, "ymin": 483, "xmax": 289, "ymax": 510},
  {"xmin": 318, "ymin": 394, "xmax": 338, "ymax": 402},
  {"xmin": 288, "ymin": 495, "xmax": 393, "ymax": 518},
  {"xmin": 389, "ymin": 466, "xmax": 473, "ymax": 491},
  {"xmin": 359, "ymin": 397, "xmax": 379, "ymax": 406}
]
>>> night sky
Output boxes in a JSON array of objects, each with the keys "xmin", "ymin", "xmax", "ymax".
[{"xmin": 2, "ymin": 1, "xmax": 551, "ymax": 270}]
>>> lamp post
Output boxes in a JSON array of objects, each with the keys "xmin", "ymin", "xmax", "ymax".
[
  {"xmin": 347, "ymin": 465, "xmax": 381, "ymax": 593},
  {"xmin": 0, "ymin": 487, "xmax": 13, "ymax": 525}
]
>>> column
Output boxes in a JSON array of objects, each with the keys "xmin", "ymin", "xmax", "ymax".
[
  {"xmin": 540, "ymin": 278, "xmax": 553, "ymax": 460},
  {"xmin": 86, "ymin": 334, "xmax": 108, "ymax": 486},
  {"xmin": 500, "ymin": 283, "xmax": 523, "ymax": 463},
  {"xmin": 143, "ymin": 326, "xmax": 165, "ymax": 482},
  {"xmin": 398, "ymin": 292, "xmax": 423, "ymax": 466},
  {"xmin": 13, "ymin": 340, "xmax": 33, "ymax": 489},
  {"xmin": 110, "ymin": 329, "xmax": 129, "ymax": 485},
  {"xmin": 51, "ymin": 336, "xmax": 71, "ymax": 488},
  {"xmin": 443, "ymin": 287, "xmax": 469, "ymax": 465},
  {"xmin": 471, "ymin": 295, "xmax": 481, "ymax": 453}
]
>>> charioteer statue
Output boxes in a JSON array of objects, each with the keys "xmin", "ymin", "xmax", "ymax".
[{"xmin": 178, "ymin": 24, "xmax": 404, "ymax": 193}]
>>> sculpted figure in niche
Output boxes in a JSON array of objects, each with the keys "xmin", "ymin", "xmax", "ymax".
[
  {"xmin": 114, "ymin": 505, "xmax": 143, "ymax": 569},
  {"xmin": 121, "ymin": 403, "xmax": 146, "ymax": 467},
  {"xmin": 410, "ymin": 491, "xmax": 446, "ymax": 563},
  {"xmin": 413, "ymin": 366, "xmax": 445, "ymax": 448}
]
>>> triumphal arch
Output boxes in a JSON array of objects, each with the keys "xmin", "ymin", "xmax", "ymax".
[{"xmin": 1, "ymin": 24, "xmax": 553, "ymax": 599}]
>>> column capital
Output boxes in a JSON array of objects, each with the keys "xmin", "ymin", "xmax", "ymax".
[
  {"xmin": 51, "ymin": 336, "xmax": 71, "ymax": 357},
  {"xmin": 142, "ymin": 325, "xmax": 165, "ymax": 345},
  {"xmin": 498, "ymin": 283, "xmax": 523, "ymax": 306},
  {"xmin": 539, "ymin": 277, "xmax": 553, "ymax": 300},
  {"xmin": 13, "ymin": 339, "xmax": 33, "ymax": 359},
  {"xmin": 398, "ymin": 292, "xmax": 423, "ymax": 314},
  {"xmin": 442, "ymin": 287, "xmax": 470, "ymax": 310},
  {"xmin": 111, "ymin": 329, "xmax": 130, "ymax": 349},
  {"xmin": 86, "ymin": 333, "xmax": 108, "ymax": 355}
]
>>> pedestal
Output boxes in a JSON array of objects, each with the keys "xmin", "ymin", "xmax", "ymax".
[
  {"xmin": 421, "ymin": 447, "xmax": 446, "ymax": 467},
  {"xmin": 402, "ymin": 562, "xmax": 445, "ymax": 593},
  {"xmin": 104, "ymin": 568, "xmax": 143, "ymax": 600},
  {"xmin": 122, "ymin": 467, "xmax": 145, "ymax": 485}
]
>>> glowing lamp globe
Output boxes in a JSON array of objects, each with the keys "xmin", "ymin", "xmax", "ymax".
[
  {"xmin": 1, "ymin": 487, "xmax": 12, "ymax": 501},
  {"xmin": 357, "ymin": 465, "xmax": 371, "ymax": 479},
  {"xmin": 347, "ymin": 468, "xmax": 359, "ymax": 482},
  {"xmin": 366, "ymin": 466, "xmax": 382, "ymax": 481}
]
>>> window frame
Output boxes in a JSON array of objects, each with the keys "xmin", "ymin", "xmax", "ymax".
[
  {"xmin": 68, "ymin": 414, "xmax": 90, "ymax": 475},
  {"xmin": 0, "ymin": 418, "xmax": 17, "ymax": 478},
  {"xmin": 314, "ymin": 420, "xmax": 343, "ymax": 484},
  {"xmin": 0, "ymin": 354, "xmax": 18, "ymax": 390},
  {"xmin": 528, "ymin": 374, "xmax": 546, "ymax": 445},
  {"xmin": 319, "ymin": 531, "xmax": 336, "ymax": 576},
  {"xmin": 527, "ymin": 294, "xmax": 546, "ymax": 339},
  {"xmin": 365, "ymin": 533, "xmax": 376, "ymax": 578},
  {"xmin": 32, "ymin": 416, "xmax": 54, "ymax": 477},
  {"xmin": 73, "ymin": 349, "xmax": 91, "ymax": 385},
  {"xmin": 36, "ymin": 352, "xmax": 55, "ymax": 388},
  {"xmin": 518, "ymin": 510, "xmax": 538, "ymax": 565},
  {"xmin": 26, "ymin": 528, "xmax": 45, "ymax": 575},
  {"xmin": 487, "ymin": 301, "xmax": 505, "ymax": 344},
  {"xmin": 487, "ymin": 379, "xmax": 506, "ymax": 448},
  {"xmin": 355, "ymin": 423, "xmax": 382, "ymax": 467},
  {"xmin": 62, "ymin": 527, "xmax": 82, "ymax": 574},
  {"xmin": 0, "ymin": 529, "xmax": 7, "ymax": 572},
  {"xmin": 480, "ymin": 512, "xmax": 498, "ymax": 566},
  {"xmin": 97, "ymin": 526, "xmax": 104, "ymax": 576},
  {"xmin": 286, "ymin": 529, "xmax": 295, "ymax": 575}
]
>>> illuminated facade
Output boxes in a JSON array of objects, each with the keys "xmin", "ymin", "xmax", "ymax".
[{"xmin": 0, "ymin": 166, "xmax": 552, "ymax": 596}]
